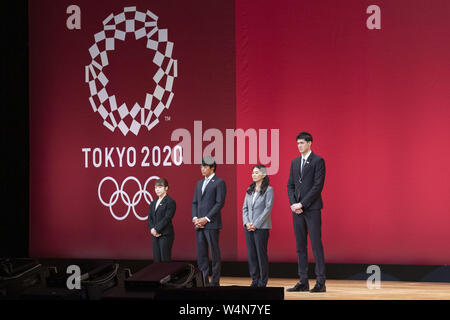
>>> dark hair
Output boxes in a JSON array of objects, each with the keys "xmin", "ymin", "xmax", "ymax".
[
  {"xmin": 201, "ymin": 156, "xmax": 217, "ymax": 172},
  {"xmin": 246, "ymin": 164, "xmax": 270, "ymax": 195},
  {"xmin": 155, "ymin": 177, "xmax": 169, "ymax": 189},
  {"xmin": 296, "ymin": 131, "xmax": 313, "ymax": 142}
]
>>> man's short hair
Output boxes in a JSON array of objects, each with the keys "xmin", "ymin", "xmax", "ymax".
[
  {"xmin": 296, "ymin": 131, "xmax": 313, "ymax": 142},
  {"xmin": 201, "ymin": 156, "xmax": 217, "ymax": 172}
]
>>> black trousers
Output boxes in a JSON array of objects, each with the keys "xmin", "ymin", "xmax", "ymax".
[
  {"xmin": 152, "ymin": 234, "xmax": 174, "ymax": 263},
  {"xmin": 196, "ymin": 229, "xmax": 221, "ymax": 285},
  {"xmin": 245, "ymin": 228, "xmax": 269, "ymax": 287},
  {"xmin": 292, "ymin": 209, "xmax": 326, "ymax": 284}
]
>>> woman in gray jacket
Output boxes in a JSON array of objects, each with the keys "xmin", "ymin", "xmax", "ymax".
[{"xmin": 242, "ymin": 164, "xmax": 274, "ymax": 287}]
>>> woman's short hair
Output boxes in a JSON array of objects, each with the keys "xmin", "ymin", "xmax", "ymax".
[{"xmin": 154, "ymin": 177, "xmax": 169, "ymax": 189}]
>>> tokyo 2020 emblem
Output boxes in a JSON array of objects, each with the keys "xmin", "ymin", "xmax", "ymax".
[{"xmin": 85, "ymin": 7, "xmax": 178, "ymax": 136}]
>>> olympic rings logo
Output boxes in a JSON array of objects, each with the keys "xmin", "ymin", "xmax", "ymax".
[{"xmin": 98, "ymin": 176, "xmax": 159, "ymax": 221}]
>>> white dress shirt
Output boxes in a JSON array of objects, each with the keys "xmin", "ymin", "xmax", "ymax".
[
  {"xmin": 252, "ymin": 191, "xmax": 259, "ymax": 205},
  {"xmin": 155, "ymin": 194, "xmax": 166, "ymax": 210},
  {"xmin": 302, "ymin": 150, "xmax": 312, "ymax": 165},
  {"xmin": 202, "ymin": 173, "xmax": 215, "ymax": 194}
]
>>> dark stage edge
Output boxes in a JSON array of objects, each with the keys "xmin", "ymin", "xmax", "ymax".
[{"xmin": 23, "ymin": 259, "xmax": 450, "ymax": 283}]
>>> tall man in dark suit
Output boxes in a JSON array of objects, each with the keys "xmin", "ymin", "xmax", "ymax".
[
  {"xmin": 192, "ymin": 156, "xmax": 227, "ymax": 286},
  {"xmin": 287, "ymin": 132, "xmax": 326, "ymax": 293}
]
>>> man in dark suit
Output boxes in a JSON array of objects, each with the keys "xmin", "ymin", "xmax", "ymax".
[
  {"xmin": 192, "ymin": 156, "xmax": 227, "ymax": 286},
  {"xmin": 287, "ymin": 132, "xmax": 326, "ymax": 293}
]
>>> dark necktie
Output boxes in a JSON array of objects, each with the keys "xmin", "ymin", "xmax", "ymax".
[{"xmin": 301, "ymin": 158, "xmax": 306, "ymax": 176}]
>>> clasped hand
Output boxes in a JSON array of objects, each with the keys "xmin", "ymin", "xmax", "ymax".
[
  {"xmin": 290, "ymin": 203, "xmax": 303, "ymax": 214},
  {"xmin": 151, "ymin": 228, "xmax": 161, "ymax": 237},
  {"xmin": 246, "ymin": 223, "xmax": 257, "ymax": 231},
  {"xmin": 193, "ymin": 217, "xmax": 208, "ymax": 229}
]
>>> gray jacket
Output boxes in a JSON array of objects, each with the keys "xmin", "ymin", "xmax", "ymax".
[{"xmin": 242, "ymin": 186, "xmax": 274, "ymax": 229}]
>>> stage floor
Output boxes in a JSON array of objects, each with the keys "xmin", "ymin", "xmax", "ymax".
[{"xmin": 220, "ymin": 277, "xmax": 450, "ymax": 300}]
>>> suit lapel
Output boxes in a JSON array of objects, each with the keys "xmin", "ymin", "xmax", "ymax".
[
  {"xmin": 197, "ymin": 181, "xmax": 203, "ymax": 199},
  {"xmin": 251, "ymin": 192, "xmax": 260, "ymax": 209},
  {"xmin": 151, "ymin": 199, "xmax": 158, "ymax": 219},
  {"xmin": 301, "ymin": 152, "xmax": 314, "ymax": 178},
  {"xmin": 248, "ymin": 193, "xmax": 254, "ymax": 220},
  {"xmin": 201, "ymin": 178, "xmax": 215, "ymax": 198},
  {"xmin": 155, "ymin": 195, "xmax": 168, "ymax": 212},
  {"xmin": 297, "ymin": 156, "xmax": 303, "ymax": 178}
]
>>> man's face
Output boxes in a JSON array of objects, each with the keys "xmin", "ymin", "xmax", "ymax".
[
  {"xmin": 201, "ymin": 165, "xmax": 214, "ymax": 177},
  {"xmin": 297, "ymin": 139, "xmax": 311, "ymax": 155}
]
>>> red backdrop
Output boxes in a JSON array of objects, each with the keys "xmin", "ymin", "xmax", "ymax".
[
  {"xmin": 30, "ymin": 0, "xmax": 450, "ymax": 265},
  {"xmin": 29, "ymin": 0, "xmax": 237, "ymax": 260}
]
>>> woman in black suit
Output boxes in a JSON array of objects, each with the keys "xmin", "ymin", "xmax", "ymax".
[{"xmin": 148, "ymin": 178, "xmax": 176, "ymax": 262}]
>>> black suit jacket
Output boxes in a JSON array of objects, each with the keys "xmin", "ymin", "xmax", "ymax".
[
  {"xmin": 287, "ymin": 152, "xmax": 326, "ymax": 211},
  {"xmin": 192, "ymin": 176, "xmax": 227, "ymax": 229},
  {"xmin": 148, "ymin": 195, "xmax": 176, "ymax": 236}
]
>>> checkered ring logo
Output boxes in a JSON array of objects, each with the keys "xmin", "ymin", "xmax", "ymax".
[{"xmin": 85, "ymin": 7, "xmax": 178, "ymax": 136}]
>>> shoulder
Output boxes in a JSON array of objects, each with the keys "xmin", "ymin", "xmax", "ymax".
[
  {"xmin": 291, "ymin": 156, "xmax": 301, "ymax": 166},
  {"xmin": 310, "ymin": 153, "xmax": 324, "ymax": 163},
  {"xmin": 265, "ymin": 186, "xmax": 274, "ymax": 196},
  {"xmin": 213, "ymin": 176, "xmax": 225, "ymax": 185},
  {"xmin": 167, "ymin": 195, "xmax": 176, "ymax": 204}
]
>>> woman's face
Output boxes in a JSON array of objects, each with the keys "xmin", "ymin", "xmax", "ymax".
[
  {"xmin": 155, "ymin": 185, "xmax": 168, "ymax": 197},
  {"xmin": 252, "ymin": 167, "xmax": 265, "ymax": 183}
]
